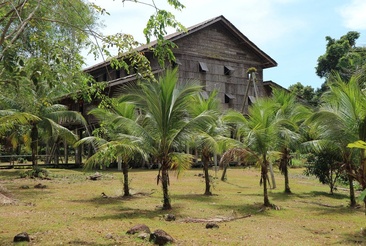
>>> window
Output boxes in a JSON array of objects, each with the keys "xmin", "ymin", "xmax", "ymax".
[
  {"xmin": 224, "ymin": 65, "xmax": 235, "ymax": 75},
  {"xmin": 248, "ymin": 96, "xmax": 256, "ymax": 105},
  {"xmin": 199, "ymin": 62, "xmax": 209, "ymax": 72},
  {"xmin": 225, "ymin": 93, "xmax": 235, "ymax": 103},
  {"xmin": 172, "ymin": 59, "xmax": 182, "ymax": 68}
]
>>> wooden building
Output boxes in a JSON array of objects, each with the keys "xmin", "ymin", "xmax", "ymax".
[
  {"xmin": 82, "ymin": 15, "xmax": 277, "ymax": 115},
  {"xmin": 59, "ymin": 15, "xmax": 280, "ymax": 166}
]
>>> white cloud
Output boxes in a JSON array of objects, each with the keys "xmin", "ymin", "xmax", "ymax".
[{"xmin": 339, "ymin": 0, "xmax": 366, "ymax": 30}]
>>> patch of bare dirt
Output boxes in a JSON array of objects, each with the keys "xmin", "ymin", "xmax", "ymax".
[{"xmin": 0, "ymin": 184, "xmax": 17, "ymax": 205}]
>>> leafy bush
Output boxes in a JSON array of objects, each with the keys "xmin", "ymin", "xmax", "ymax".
[
  {"xmin": 304, "ymin": 152, "xmax": 343, "ymax": 194},
  {"xmin": 20, "ymin": 167, "xmax": 50, "ymax": 179}
]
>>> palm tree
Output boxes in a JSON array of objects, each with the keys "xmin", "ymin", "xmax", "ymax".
[
  {"xmin": 304, "ymin": 73, "xmax": 366, "ymax": 207},
  {"xmin": 189, "ymin": 90, "xmax": 233, "ymax": 195},
  {"xmin": 270, "ymin": 88, "xmax": 312, "ymax": 193},
  {"xmin": 78, "ymin": 99, "xmax": 146, "ymax": 196},
  {"xmin": 0, "ymin": 110, "xmax": 40, "ymax": 136},
  {"xmin": 118, "ymin": 68, "xmax": 215, "ymax": 209},
  {"xmin": 224, "ymin": 98, "xmax": 281, "ymax": 207},
  {"xmin": 0, "ymin": 80, "xmax": 86, "ymax": 167}
]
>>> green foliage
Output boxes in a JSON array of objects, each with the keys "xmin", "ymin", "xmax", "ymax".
[
  {"xmin": 288, "ymin": 82, "xmax": 320, "ymax": 107},
  {"xmin": 20, "ymin": 167, "xmax": 50, "ymax": 179},
  {"xmin": 316, "ymin": 31, "xmax": 366, "ymax": 84},
  {"xmin": 304, "ymin": 151, "xmax": 343, "ymax": 194}
]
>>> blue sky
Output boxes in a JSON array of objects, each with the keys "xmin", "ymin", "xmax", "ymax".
[{"xmin": 88, "ymin": 0, "xmax": 366, "ymax": 89}]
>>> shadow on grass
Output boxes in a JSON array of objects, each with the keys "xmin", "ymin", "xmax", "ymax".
[
  {"xmin": 0, "ymin": 169, "xmax": 23, "ymax": 179},
  {"xmin": 172, "ymin": 193, "xmax": 271, "ymax": 216},
  {"xmin": 337, "ymin": 231, "xmax": 366, "ymax": 245}
]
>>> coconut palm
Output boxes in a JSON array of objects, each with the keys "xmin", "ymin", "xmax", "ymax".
[
  {"xmin": 224, "ymin": 98, "xmax": 281, "ymax": 207},
  {"xmin": 0, "ymin": 110, "xmax": 40, "ymax": 136},
  {"xmin": 118, "ymin": 68, "xmax": 216, "ymax": 209},
  {"xmin": 304, "ymin": 72, "xmax": 366, "ymax": 207},
  {"xmin": 77, "ymin": 99, "xmax": 146, "ymax": 196},
  {"xmin": 0, "ymin": 80, "xmax": 86, "ymax": 167},
  {"xmin": 270, "ymin": 88, "xmax": 312, "ymax": 193},
  {"xmin": 189, "ymin": 90, "xmax": 234, "ymax": 195}
]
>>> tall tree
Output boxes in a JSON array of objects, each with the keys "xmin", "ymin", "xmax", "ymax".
[{"xmin": 316, "ymin": 31, "xmax": 366, "ymax": 90}]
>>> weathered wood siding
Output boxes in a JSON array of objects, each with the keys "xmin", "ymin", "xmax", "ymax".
[{"xmin": 173, "ymin": 22, "xmax": 266, "ymax": 112}]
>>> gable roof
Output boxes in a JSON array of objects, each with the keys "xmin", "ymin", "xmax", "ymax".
[{"xmin": 85, "ymin": 15, "xmax": 277, "ymax": 72}]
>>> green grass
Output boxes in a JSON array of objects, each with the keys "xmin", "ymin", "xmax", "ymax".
[{"xmin": 0, "ymin": 167, "xmax": 365, "ymax": 245}]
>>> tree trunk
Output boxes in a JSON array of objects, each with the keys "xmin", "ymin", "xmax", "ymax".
[
  {"xmin": 30, "ymin": 124, "xmax": 38, "ymax": 168},
  {"xmin": 122, "ymin": 160, "xmax": 130, "ymax": 196},
  {"xmin": 117, "ymin": 155, "xmax": 122, "ymax": 171},
  {"xmin": 283, "ymin": 165, "xmax": 291, "ymax": 194},
  {"xmin": 64, "ymin": 139, "xmax": 68, "ymax": 164},
  {"xmin": 161, "ymin": 167, "xmax": 171, "ymax": 210},
  {"xmin": 221, "ymin": 164, "xmax": 228, "ymax": 181},
  {"xmin": 281, "ymin": 148, "xmax": 291, "ymax": 193},
  {"xmin": 348, "ymin": 174, "xmax": 357, "ymax": 207},
  {"xmin": 268, "ymin": 162, "xmax": 276, "ymax": 189},
  {"xmin": 262, "ymin": 162, "xmax": 271, "ymax": 207},
  {"xmin": 203, "ymin": 153, "xmax": 212, "ymax": 196}
]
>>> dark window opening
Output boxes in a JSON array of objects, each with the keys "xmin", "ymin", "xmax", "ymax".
[
  {"xmin": 172, "ymin": 59, "xmax": 182, "ymax": 68},
  {"xmin": 225, "ymin": 93, "xmax": 235, "ymax": 103},
  {"xmin": 199, "ymin": 62, "xmax": 209, "ymax": 72},
  {"xmin": 224, "ymin": 65, "xmax": 235, "ymax": 75},
  {"xmin": 248, "ymin": 96, "xmax": 256, "ymax": 106}
]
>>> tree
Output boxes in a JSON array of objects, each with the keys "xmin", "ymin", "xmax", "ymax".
[
  {"xmin": 189, "ymin": 90, "xmax": 233, "ymax": 195},
  {"xmin": 117, "ymin": 69, "xmax": 215, "ymax": 209},
  {"xmin": 316, "ymin": 31, "xmax": 366, "ymax": 80},
  {"xmin": 271, "ymin": 88, "xmax": 312, "ymax": 193},
  {"xmin": 224, "ymin": 98, "xmax": 282, "ymax": 207},
  {"xmin": 0, "ymin": 0, "xmax": 186, "ymax": 103},
  {"xmin": 78, "ymin": 99, "xmax": 146, "ymax": 197},
  {"xmin": 315, "ymin": 31, "xmax": 366, "ymax": 97},
  {"xmin": 304, "ymin": 72, "xmax": 366, "ymax": 207},
  {"xmin": 304, "ymin": 151, "xmax": 343, "ymax": 194},
  {"xmin": 0, "ymin": 79, "xmax": 86, "ymax": 167},
  {"xmin": 288, "ymin": 82, "xmax": 318, "ymax": 107}
]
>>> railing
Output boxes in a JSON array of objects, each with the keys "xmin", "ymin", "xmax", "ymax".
[{"xmin": 0, "ymin": 155, "xmax": 81, "ymax": 169}]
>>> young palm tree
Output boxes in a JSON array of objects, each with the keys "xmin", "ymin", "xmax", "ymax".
[
  {"xmin": 78, "ymin": 99, "xmax": 146, "ymax": 196},
  {"xmin": 118, "ymin": 68, "xmax": 215, "ymax": 209},
  {"xmin": 270, "ymin": 88, "xmax": 312, "ymax": 193},
  {"xmin": 224, "ymin": 98, "xmax": 281, "ymax": 207},
  {"xmin": 304, "ymin": 73, "xmax": 366, "ymax": 207},
  {"xmin": 189, "ymin": 90, "xmax": 233, "ymax": 195}
]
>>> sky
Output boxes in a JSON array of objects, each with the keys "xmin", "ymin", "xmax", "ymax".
[{"xmin": 87, "ymin": 0, "xmax": 366, "ymax": 89}]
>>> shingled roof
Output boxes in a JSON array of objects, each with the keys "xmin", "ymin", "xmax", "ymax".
[{"xmin": 84, "ymin": 15, "xmax": 277, "ymax": 72}]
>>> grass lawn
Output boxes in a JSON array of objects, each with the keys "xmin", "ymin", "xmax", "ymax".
[{"xmin": 0, "ymin": 166, "xmax": 365, "ymax": 245}]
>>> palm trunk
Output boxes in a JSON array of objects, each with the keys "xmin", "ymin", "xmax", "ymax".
[
  {"xmin": 268, "ymin": 162, "xmax": 276, "ymax": 189},
  {"xmin": 30, "ymin": 124, "xmax": 38, "ymax": 168},
  {"xmin": 262, "ymin": 161, "xmax": 271, "ymax": 207},
  {"xmin": 284, "ymin": 166, "xmax": 291, "ymax": 194},
  {"xmin": 221, "ymin": 164, "xmax": 228, "ymax": 181},
  {"xmin": 348, "ymin": 174, "xmax": 356, "ymax": 207},
  {"xmin": 280, "ymin": 148, "xmax": 291, "ymax": 193},
  {"xmin": 122, "ymin": 161, "xmax": 130, "ymax": 196},
  {"xmin": 202, "ymin": 153, "xmax": 212, "ymax": 196},
  {"xmin": 161, "ymin": 166, "xmax": 171, "ymax": 210}
]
